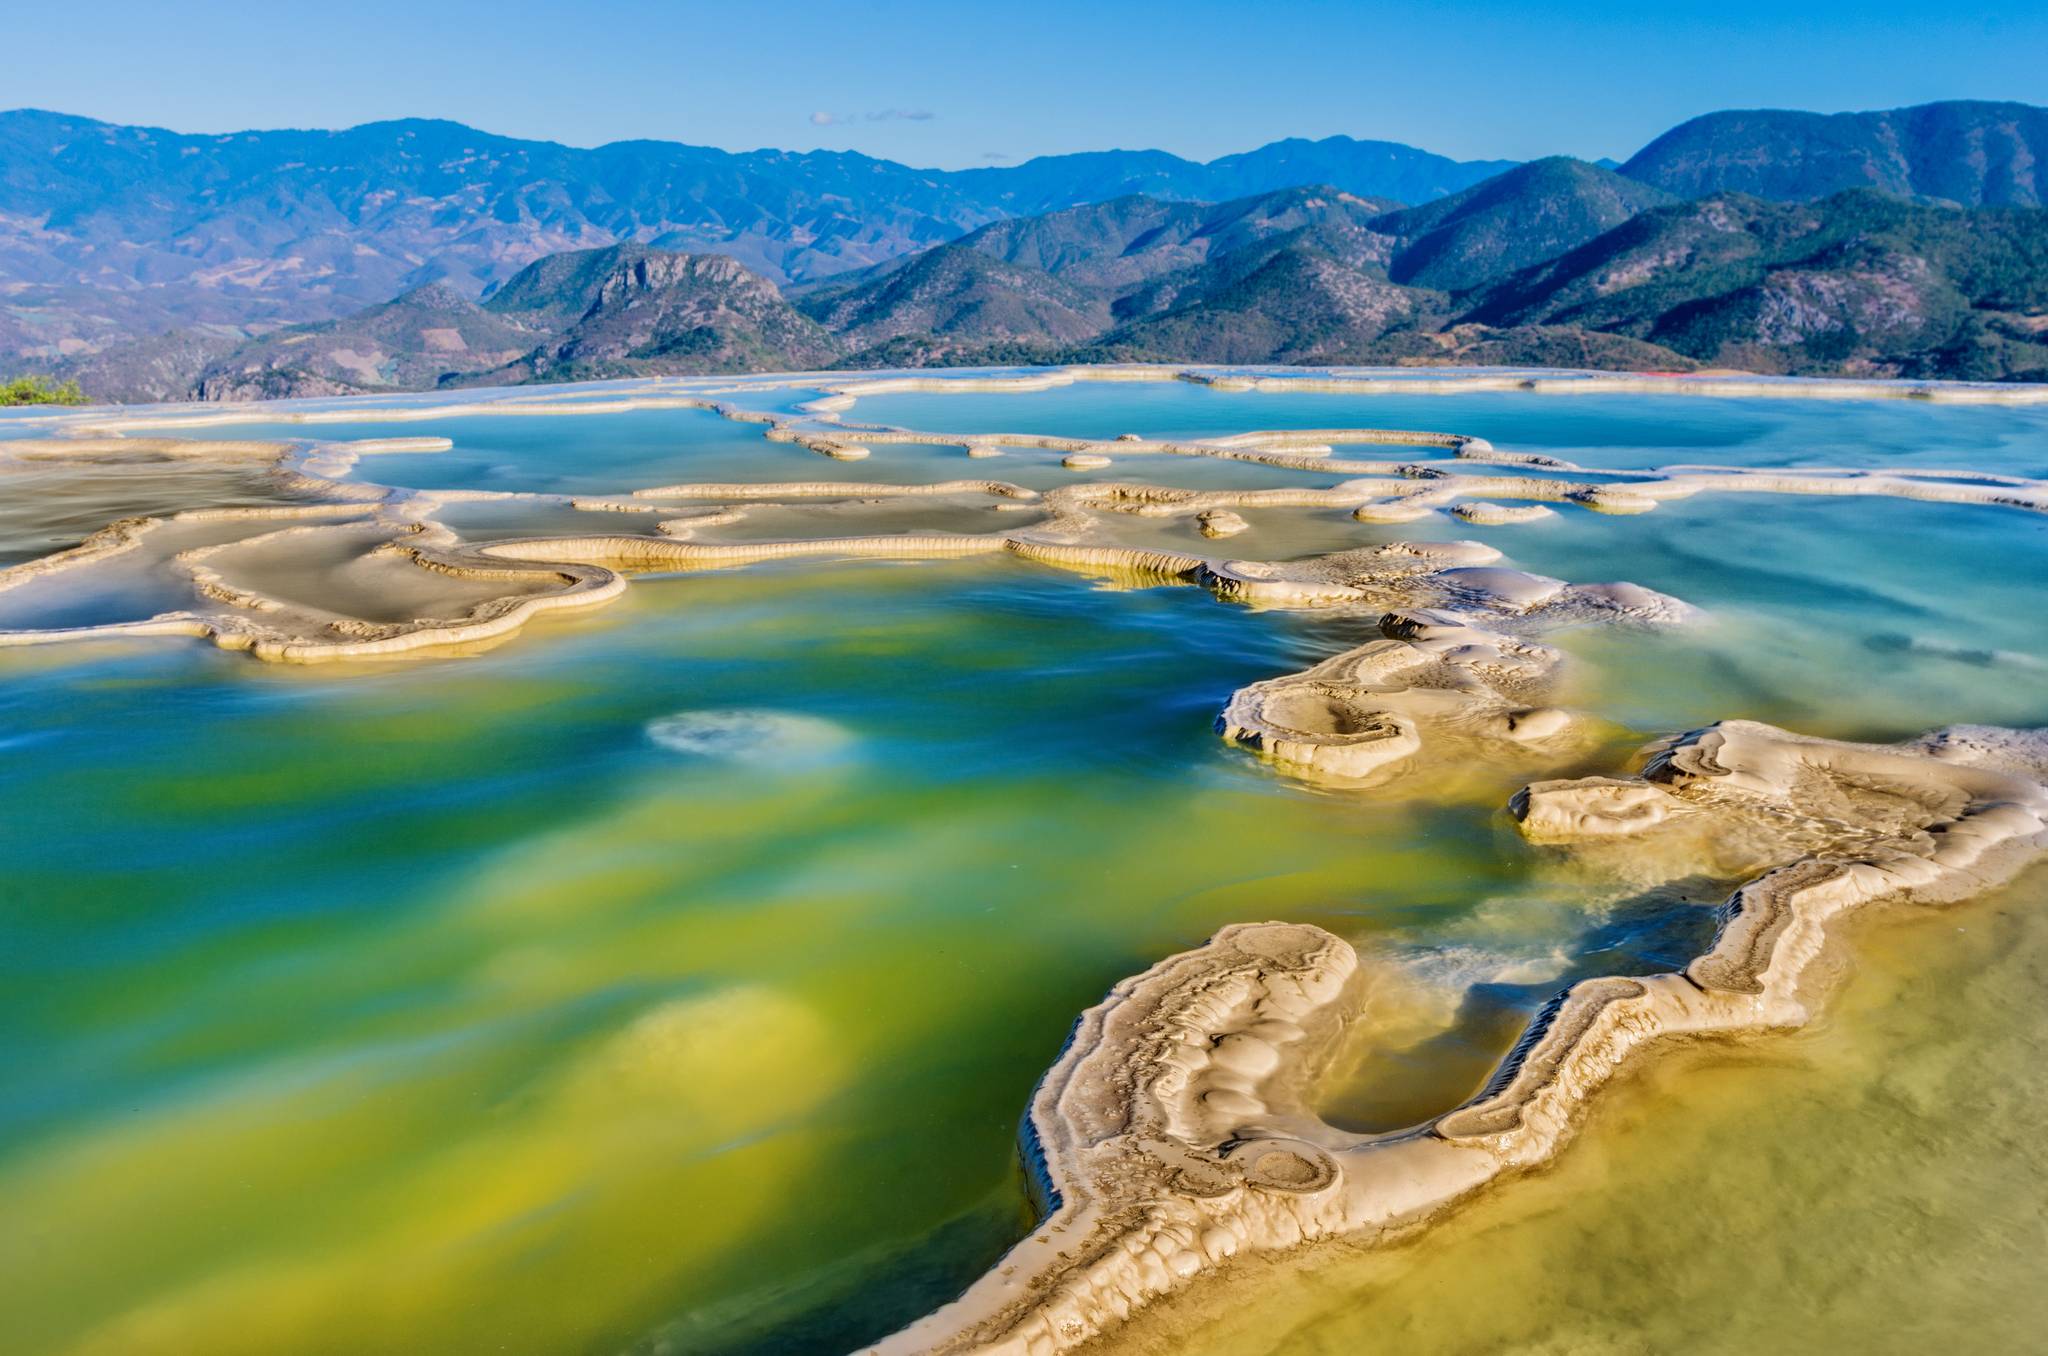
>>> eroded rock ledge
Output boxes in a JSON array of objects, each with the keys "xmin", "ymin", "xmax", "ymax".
[{"xmin": 868, "ymin": 720, "xmax": 2048, "ymax": 1355}]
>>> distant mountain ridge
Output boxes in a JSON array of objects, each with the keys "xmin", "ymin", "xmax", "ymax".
[
  {"xmin": 1620, "ymin": 100, "xmax": 2048, "ymax": 206},
  {"xmin": 800, "ymin": 164, "xmax": 1714, "ymax": 368},
  {"xmin": 186, "ymin": 244, "xmax": 843, "ymax": 397},
  {"xmin": 802, "ymin": 185, "xmax": 1406, "ymax": 332},
  {"xmin": 0, "ymin": 109, "xmax": 1514, "ymax": 365},
  {"xmin": 945, "ymin": 137, "xmax": 1515, "ymax": 215},
  {"xmin": 136, "ymin": 152, "xmax": 2048, "ymax": 402},
  {"xmin": 12, "ymin": 99, "xmax": 2048, "ymax": 396},
  {"xmin": 133, "ymin": 171, "xmax": 1676, "ymax": 398}
]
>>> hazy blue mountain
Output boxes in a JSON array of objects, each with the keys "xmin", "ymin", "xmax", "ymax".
[
  {"xmin": 0, "ymin": 109, "xmax": 1512, "ymax": 367},
  {"xmin": 1620, "ymin": 100, "xmax": 2048, "ymax": 206},
  {"xmin": 940, "ymin": 149, "xmax": 1216, "ymax": 215},
  {"xmin": 947, "ymin": 136, "xmax": 1512, "ymax": 215},
  {"xmin": 1196, "ymin": 137, "xmax": 1517, "ymax": 204}
]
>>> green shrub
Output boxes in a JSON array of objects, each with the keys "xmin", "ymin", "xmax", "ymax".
[{"xmin": 0, "ymin": 375, "xmax": 90, "ymax": 406}]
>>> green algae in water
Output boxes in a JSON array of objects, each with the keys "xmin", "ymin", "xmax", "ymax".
[
  {"xmin": 0, "ymin": 562, "xmax": 1536, "ymax": 1356},
  {"xmin": 0, "ymin": 381, "xmax": 2045, "ymax": 1354}
]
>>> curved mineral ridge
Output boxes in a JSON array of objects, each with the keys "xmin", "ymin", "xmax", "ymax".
[
  {"xmin": 6, "ymin": 394, "xmax": 1767, "ymax": 664},
  {"xmin": 1208, "ymin": 552, "xmax": 1690, "ymax": 787},
  {"xmin": 1450, "ymin": 501, "xmax": 1557, "ymax": 525},
  {"xmin": 868, "ymin": 720, "xmax": 2048, "ymax": 1356},
  {"xmin": 1216, "ymin": 607, "xmax": 1580, "ymax": 786}
]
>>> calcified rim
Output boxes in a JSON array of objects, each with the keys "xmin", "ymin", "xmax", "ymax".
[
  {"xmin": 5, "ymin": 367, "xmax": 2045, "ymax": 662},
  {"xmin": 866, "ymin": 722, "xmax": 2048, "ymax": 1355}
]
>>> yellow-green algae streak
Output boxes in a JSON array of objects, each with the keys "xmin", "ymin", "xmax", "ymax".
[{"xmin": 0, "ymin": 369, "xmax": 2045, "ymax": 1355}]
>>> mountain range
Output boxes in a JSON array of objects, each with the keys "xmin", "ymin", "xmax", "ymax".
[
  {"xmin": 7, "ymin": 99, "xmax": 2048, "ymax": 398},
  {"xmin": 0, "ymin": 109, "xmax": 1512, "ymax": 361}
]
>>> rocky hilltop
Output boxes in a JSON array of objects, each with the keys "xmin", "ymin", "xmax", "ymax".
[
  {"xmin": 501, "ymin": 248, "xmax": 841, "ymax": 382},
  {"xmin": 183, "ymin": 246, "xmax": 842, "ymax": 398},
  {"xmin": 192, "ymin": 283, "xmax": 541, "ymax": 401}
]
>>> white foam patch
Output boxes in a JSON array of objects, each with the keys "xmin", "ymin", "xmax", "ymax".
[
  {"xmin": 1400, "ymin": 941, "xmax": 1576, "ymax": 997},
  {"xmin": 645, "ymin": 708, "xmax": 856, "ymax": 768}
]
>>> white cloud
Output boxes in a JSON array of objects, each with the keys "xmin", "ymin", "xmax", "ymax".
[{"xmin": 809, "ymin": 109, "xmax": 935, "ymax": 128}]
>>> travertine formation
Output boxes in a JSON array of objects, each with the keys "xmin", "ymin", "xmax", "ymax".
[
  {"xmin": 3, "ymin": 365, "xmax": 2046, "ymax": 1353},
  {"xmin": 1206, "ymin": 549, "xmax": 1691, "ymax": 785},
  {"xmin": 0, "ymin": 445, "xmax": 623, "ymax": 661},
  {"xmin": 869, "ymin": 721, "xmax": 2048, "ymax": 1355},
  {"xmin": 17, "ymin": 371, "xmax": 2010, "ymax": 679},
  {"xmin": 1216, "ymin": 605, "xmax": 1577, "ymax": 785}
]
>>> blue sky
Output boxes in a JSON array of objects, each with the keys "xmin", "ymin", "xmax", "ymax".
[{"xmin": 14, "ymin": 0, "xmax": 2046, "ymax": 167}]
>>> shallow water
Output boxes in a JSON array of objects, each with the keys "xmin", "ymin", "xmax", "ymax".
[
  {"xmin": 856, "ymin": 380, "xmax": 2048, "ymax": 477},
  {"xmin": 0, "ymin": 457, "xmax": 313, "ymax": 565},
  {"xmin": 1, "ymin": 377, "xmax": 2044, "ymax": 1354}
]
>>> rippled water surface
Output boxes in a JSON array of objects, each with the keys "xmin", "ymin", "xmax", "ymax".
[{"xmin": 2, "ymin": 378, "xmax": 2045, "ymax": 1354}]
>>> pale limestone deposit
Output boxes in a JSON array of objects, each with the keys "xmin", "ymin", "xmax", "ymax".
[
  {"xmin": 1195, "ymin": 510, "xmax": 1247, "ymax": 538},
  {"xmin": 4, "ymin": 363, "xmax": 2039, "ymax": 664},
  {"xmin": 1450, "ymin": 501, "xmax": 1557, "ymax": 525},
  {"xmin": 868, "ymin": 721, "xmax": 2048, "ymax": 1355},
  {"xmin": 5, "ymin": 362, "xmax": 2037, "ymax": 697},
  {"xmin": 1217, "ymin": 608, "xmax": 1578, "ymax": 785}
]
